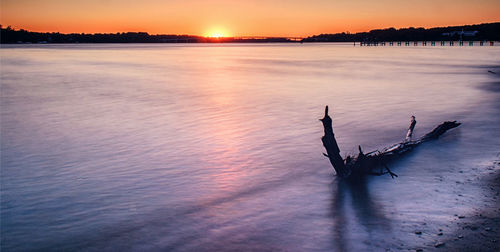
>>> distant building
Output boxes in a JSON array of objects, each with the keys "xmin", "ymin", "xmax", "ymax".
[{"xmin": 442, "ymin": 30, "xmax": 478, "ymax": 37}]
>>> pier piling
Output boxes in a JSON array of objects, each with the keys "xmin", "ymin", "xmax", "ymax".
[{"xmin": 356, "ymin": 40, "xmax": 494, "ymax": 47}]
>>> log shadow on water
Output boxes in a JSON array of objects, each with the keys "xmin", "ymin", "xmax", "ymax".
[{"xmin": 330, "ymin": 175, "xmax": 392, "ymax": 252}]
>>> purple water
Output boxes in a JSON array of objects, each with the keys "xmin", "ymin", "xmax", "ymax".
[{"xmin": 1, "ymin": 43, "xmax": 499, "ymax": 251}]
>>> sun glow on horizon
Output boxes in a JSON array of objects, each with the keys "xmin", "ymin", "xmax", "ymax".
[
  {"xmin": 1, "ymin": 1, "xmax": 499, "ymax": 37},
  {"xmin": 205, "ymin": 28, "xmax": 230, "ymax": 38}
]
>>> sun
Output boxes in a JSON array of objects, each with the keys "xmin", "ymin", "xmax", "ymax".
[
  {"xmin": 205, "ymin": 28, "xmax": 230, "ymax": 38},
  {"xmin": 209, "ymin": 32, "xmax": 224, "ymax": 38}
]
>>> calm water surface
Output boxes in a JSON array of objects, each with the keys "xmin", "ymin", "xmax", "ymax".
[{"xmin": 1, "ymin": 43, "xmax": 499, "ymax": 251}]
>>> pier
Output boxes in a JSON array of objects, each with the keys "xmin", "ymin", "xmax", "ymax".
[{"xmin": 358, "ymin": 41, "xmax": 496, "ymax": 46}]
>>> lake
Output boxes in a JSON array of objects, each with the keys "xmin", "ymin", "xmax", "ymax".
[{"xmin": 1, "ymin": 43, "xmax": 499, "ymax": 251}]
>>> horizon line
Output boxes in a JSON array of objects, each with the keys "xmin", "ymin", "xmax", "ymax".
[{"xmin": 2, "ymin": 21, "xmax": 499, "ymax": 38}]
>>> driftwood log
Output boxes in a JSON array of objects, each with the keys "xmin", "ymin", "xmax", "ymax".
[{"xmin": 320, "ymin": 106, "xmax": 461, "ymax": 178}]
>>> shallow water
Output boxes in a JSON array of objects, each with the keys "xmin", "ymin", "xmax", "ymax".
[{"xmin": 1, "ymin": 43, "xmax": 499, "ymax": 251}]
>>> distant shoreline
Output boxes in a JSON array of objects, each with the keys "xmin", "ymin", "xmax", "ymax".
[{"xmin": 1, "ymin": 22, "xmax": 499, "ymax": 44}]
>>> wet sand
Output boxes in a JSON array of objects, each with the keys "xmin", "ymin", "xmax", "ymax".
[{"xmin": 417, "ymin": 159, "xmax": 500, "ymax": 252}]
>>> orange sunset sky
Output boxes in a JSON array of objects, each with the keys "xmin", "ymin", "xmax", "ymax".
[{"xmin": 1, "ymin": 0, "xmax": 499, "ymax": 37}]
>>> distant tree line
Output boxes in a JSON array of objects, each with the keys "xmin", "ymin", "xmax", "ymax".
[
  {"xmin": 2, "ymin": 22, "xmax": 499, "ymax": 44},
  {"xmin": 302, "ymin": 22, "xmax": 500, "ymax": 42},
  {"xmin": 0, "ymin": 26, "xmax": 291, "ymax": 44}
]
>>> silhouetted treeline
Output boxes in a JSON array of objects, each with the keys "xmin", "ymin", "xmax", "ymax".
[
  {"xmin": 0, "ymin": 26, "xmax": 292, "ymax": 44},
  {"xmin": 303, "ymin": 22, "xmax": 500, "ymax": 42},
  {"xmin": 2, "ymin": 22, "xmax": 499, "ymax": 44}
]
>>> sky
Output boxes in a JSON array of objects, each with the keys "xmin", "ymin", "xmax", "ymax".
[{"xmin": 1, "ymin": 0, "xmax": 499, "ymax": 37}]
